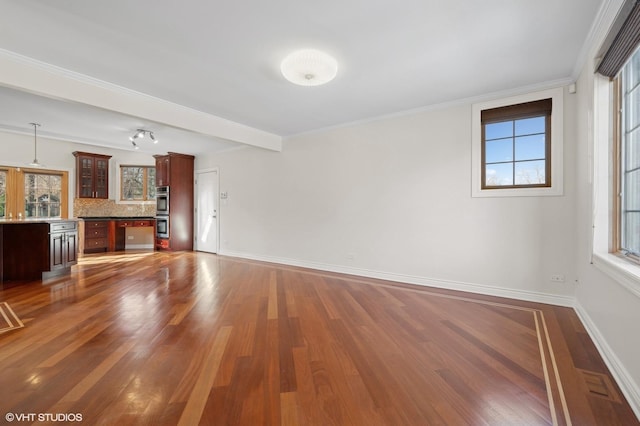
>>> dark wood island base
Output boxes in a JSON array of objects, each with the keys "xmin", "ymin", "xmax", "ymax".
[{"xmin": 0, "ymin": 219, "xmax": 78, "ymax": 288}]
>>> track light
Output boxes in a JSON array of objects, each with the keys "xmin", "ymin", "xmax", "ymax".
[{"xmin": 129, "ymin": 129, "xmax": 158, "ymax": 149}]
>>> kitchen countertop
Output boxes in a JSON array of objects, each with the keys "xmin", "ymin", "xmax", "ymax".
[
  {"xmin": 78, "ymin": 216, "xmax": 156, "ymax": 220},
  {"xmin": 0, "ymin": 218, "xmax": 79, "ymax": 224}
]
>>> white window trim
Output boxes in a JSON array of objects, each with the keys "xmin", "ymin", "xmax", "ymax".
[
  {"xmin": 471, "ymin": 87, "xmax": 564, "ymax": 197},
  {"xmin": 115, "ymin": 162, "xmax": 155, "ymax": 205}
]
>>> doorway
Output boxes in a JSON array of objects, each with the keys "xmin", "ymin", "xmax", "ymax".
[{"xmin": 195, "ymin": 168, "xmax": 219, "ymax": 254}]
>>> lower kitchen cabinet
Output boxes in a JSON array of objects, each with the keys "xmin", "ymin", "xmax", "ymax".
[
  {"xmin": 49, "ymin": 221, "xmax": 78, "ymax": 274},
  {"xmin": 81, "ymin": 218, "xmax": 155, "ymax": 254},
  {"xmin": 0, "ymin": 220, "xmax": 79, "ymax": 286},
  {"xmin": 84, "ymin": 220, "xmax": 109, "ymax": 253}
]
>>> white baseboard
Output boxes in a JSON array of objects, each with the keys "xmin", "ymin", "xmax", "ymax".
[
  {"xmin": 220, "ymin": 249, "xmax": 574, "ymax": 307},
  {"xmin": 574, "ymin": 302, "xmax": 640, "ymax": 420}
]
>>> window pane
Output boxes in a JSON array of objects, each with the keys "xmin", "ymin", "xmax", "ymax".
[
  {"xmin": 0, "ymin": 171, "xmax": 5, "ymax": 217},
  {"xmin": 515, "ymin": 134, "xmax": 546, "ymax": 161},
  {"xmin": 515, "ymin": 160, "xmax": 546, "ymax": 185},
  {"xmin": 485, "ymin": 163, "xmax": 513, "ymax": 186},
  {"xmin": 485, "ymin": 138, "xmax": 513, "ymax": 163},
  {"xmin": 624, "ymin": 169, "xmax": 640, "ymax": 211},
  {"xmin": 122, "ymin": 167, "xmax": 144, "ymax": 200},
  {"xmin": 626, "ymin": 127, "xmax": 640, "ymax": 171},
  {"xmin": 147, "ymin": 168, "xmax": 156, "ymax": 199},
  {"xmin": 627, "ymin": 85, "xmax": 640, "ymax": 132},
  {"xmin": 627, "ymin": 48, "xmax": 640, "ymax": 93},
  {"xmin": 485, "ymin": 121, "xmax": 513, "ymax": 140},
  {"xmin": 623, "ymin": 212, "xmax": 640, "ymax": 255},
  {"xmin": 515, "ymin": 116, "xmax": 545, "ymax": 136}
]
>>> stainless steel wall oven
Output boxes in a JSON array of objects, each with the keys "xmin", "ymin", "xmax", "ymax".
[
  {"xmin": 155, "ymin": 215, "xmax": 169, "ymax": 239},
  {"xmin": 156, "ymin": 186, "xmax": 169, "ymax": 215}
]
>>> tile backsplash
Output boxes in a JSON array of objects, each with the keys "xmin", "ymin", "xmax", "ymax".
[{"xmin": 74, "ymin": 198, "xmax": 156, "ymax": 217}]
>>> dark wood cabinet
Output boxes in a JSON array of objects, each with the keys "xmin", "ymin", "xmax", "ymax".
[
  {"xmin": 73, "ymin": 151, "xmax": 112, "ymax": 198},
  {"xmin": 0, "ymin": 221, "xmax": 79, "ymax": 286},
  {"xmin": 82, "ymin": 218, "xmax": 155, "ymax": 253},
  {"xmin": 83, "ymin": 220, "xmax": 109, "ymax": 253},
  {"xmin": 154, "ymin": 155, "xmax": 171, "ymax": 186},
  {"xmin": 153, "ymin": 152, "xmax": 195, "ymax": 251},
  {"xmin": 49, "ymin": 221, "xmax": 78, "ymax": 273},
  {"xmin": 114, "ymin": 219, "xmax": 155, "ymax": 251}
]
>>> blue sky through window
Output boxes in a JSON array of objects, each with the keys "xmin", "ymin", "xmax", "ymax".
[{"xmin": 484, "ymin": 116, "xmax": 546, "ymax": 186}]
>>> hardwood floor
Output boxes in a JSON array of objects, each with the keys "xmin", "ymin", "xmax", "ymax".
[{"xmin": 0, "ymin": 251, "xmax": 637, "ymax": 425}]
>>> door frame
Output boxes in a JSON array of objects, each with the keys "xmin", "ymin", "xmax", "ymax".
[{"xmin": 194, "ymin": 167, "xmax": 220, "ymax": 254}]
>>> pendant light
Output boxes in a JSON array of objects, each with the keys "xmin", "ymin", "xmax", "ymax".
[{"xmin": 28, "ymin": 122, "xmax": 45, "ymax": 168}]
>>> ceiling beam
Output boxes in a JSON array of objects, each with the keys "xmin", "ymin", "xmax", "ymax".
[{"xmin": 0, "ymin": 49, "xmax": 282, "ymax": 152}]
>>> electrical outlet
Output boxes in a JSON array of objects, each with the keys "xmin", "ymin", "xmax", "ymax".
[
  {"xmin": 550, "ymin": 274, "xmax": 565, "ymax": 282},
  {"xmin": 127, "ymin": 236, "xmax": 134, "ymax": 240}
]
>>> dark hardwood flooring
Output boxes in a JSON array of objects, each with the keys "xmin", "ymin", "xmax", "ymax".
[{"xmin": 0, "ymin": 251, "xmax": 637, "ymax": 425}]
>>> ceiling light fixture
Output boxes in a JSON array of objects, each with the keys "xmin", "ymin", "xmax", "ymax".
[
  {"xmin": 129, "ymin": 129, "xmax": 158, "ymax": 149},
  {"xmin": 28, "ymin": 122, "xmax": 45, "ymax": 167},
  {"xmin": 280, "ymin": 49, "xmax": 338, "ymax": 86}
]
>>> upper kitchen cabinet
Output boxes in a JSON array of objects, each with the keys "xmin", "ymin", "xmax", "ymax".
[
  {"xmin": 73, "ymin": 152, "xmax": 112, "ymax": 199},
  {"xmin": 154, "ymin": 154, "xmax": 170, "ymax": 186},
  {"xmin": 153, "ymin": 152, "xmax": 193, "ymax": 187}
]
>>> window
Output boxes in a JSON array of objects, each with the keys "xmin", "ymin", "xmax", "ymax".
[
  {"xmin": 471, "ymin": 87, "xmax": 564, "ymax": 197},
  {"xmin": 0, "ymin": 166, "xmax": 68, "ymax": 219},
  {"xmin": 120, "ymin": 165, "xmax": 156, "ymax": 201},
  {"xmin": 0, "ymin": 170, "xmax": 6, "ymax": 217},
  {"xmin": 590, "ymin": 0, "xmax": 640, "ymax": 293},
  {"xmin": 24, "ymin": 172, "xmax": 62, "ymax": 218},
  {"xmin": 481, "ymin": 99, "xmax": 551, "ymax": 189},
  {"xmin": 614, "ymin": 47, "xmax": 640, "ymax": 261}
]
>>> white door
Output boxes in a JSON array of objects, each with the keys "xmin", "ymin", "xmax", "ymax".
[{"xmin": 195, "ymin": 169, "xmax": 218, "ymax": 253}]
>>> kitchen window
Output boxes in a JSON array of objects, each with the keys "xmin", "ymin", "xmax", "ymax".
[
  {"xmin": 120, "ymin": 165, "xmax": 156, "ymax": 201},
  {"xmin": 0, "ymin": 166, "xmax": 68, "ymax": 218},
  {"xmin": 24, "ymin": 172, "xmax": 62, "ymax": 218},
  {"xmin": 471, "ymin": 87, "xmax": 564, "ymax": 197}
]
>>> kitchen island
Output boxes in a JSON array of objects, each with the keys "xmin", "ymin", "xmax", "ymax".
[{"xmin": 0, "ymin": 218, "xmax": 79, "ymax": 288}]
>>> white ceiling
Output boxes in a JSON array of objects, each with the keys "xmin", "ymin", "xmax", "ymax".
[{"xmin": 0, "ymin": 0, "xmax": 603, "ymax": 155}]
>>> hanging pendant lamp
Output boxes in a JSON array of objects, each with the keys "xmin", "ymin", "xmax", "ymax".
[{"xmin": 28, "ymin": 122, "xmax": 45, "ymax": 168}]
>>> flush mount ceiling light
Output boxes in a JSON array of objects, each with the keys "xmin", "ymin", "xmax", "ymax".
[
  {"xmin": 28, "ymin": 122, "xmax": 45, "ymax": 167},
  {"xmin": 280, "ymin": 49, "xmax": 338, "ymax": 86},
  {"xmin": 129, "ymin": 129, "xmax": 158, "ymax": 150}
]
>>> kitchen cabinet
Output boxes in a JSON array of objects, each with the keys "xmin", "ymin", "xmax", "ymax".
[
  {"xmin": 73, "ymin": 151, "xmax": 112, "ymax": 198},
  {"xmin": 152, "ymin": 152, "xmax": 194, "ymax": 251},
  {"xmin": 154, "ymin": 155, "xmax": 170, "ymax": 186},
  {"xmin": 0, "ymin": 220, "xmax": 79, "ymax": 287},
  {"xmin": 49, "ymin": 221, "xmax": 78, "ymax": 273},
  {"xmin": 80, "ymin": 217, "xmax": 155, "ymax": 253},
  {"xmin": 83, "ymin": 220, "xmax": 109, "ymax": 253},
  {"xmin": 114, "ymin": 218, "xmax": 155, "ymax": 251}
]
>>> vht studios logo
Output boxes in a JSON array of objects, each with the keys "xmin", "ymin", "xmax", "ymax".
[{"xmin": 5, "ymin": 412, "xmax": 83, "ymax": 422}]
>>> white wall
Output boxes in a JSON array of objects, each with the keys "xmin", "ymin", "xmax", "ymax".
[{"xmin": 197, "ymin": 95, "xmax": 578, "ymax": 305}]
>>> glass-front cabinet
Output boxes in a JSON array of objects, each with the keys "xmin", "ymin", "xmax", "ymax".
[{"xmin": 73, "ymin": 152, "xmax": 112, "ymax": 199}]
